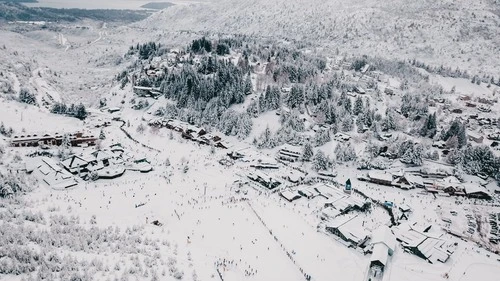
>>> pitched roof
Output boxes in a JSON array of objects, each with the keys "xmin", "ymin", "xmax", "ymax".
[
  {"xmin": 370, "ymin": 243, "xmax": 389, "ymax": 266},
  {"xmin": 371, "ymin": 225, "xmax": 397, "ymax": 252},
  {"xmin": 368, "ymin": 171, "xmax": 393, "ymax": 182}
]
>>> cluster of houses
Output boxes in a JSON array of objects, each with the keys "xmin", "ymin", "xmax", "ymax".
[
  {"xmin": 133, "ymin": 86, "xmax": 162, "ymax": 98},
  {"xmin": 61, "ymin": 144, "xmax": 152, "ymax": 180},
  {"xmin": 148, "ymin": 118, "xmax": 231, "ymax": 149},
  {"xmin": 359, "ymin": 171, "xmax": 492, "ymax": 200},
  {"xmin": 393, "ymin": 223, "xmax": 457, "ymax": 264},
  {"xmin": 24, "ymin": 144, "xmax": 153, "ymax": 189},
  {"xmin": 247, "ymin": 171, "xmax": 282, "ymax": 190},
  {"xmin": 276, "ymin": 145, "xmax": 302, "ymax": 162},
  {"xmin": 26, "ymin": 157, "xmax": 79, "ymax": 189},
  {"xmin": 10, "ymin": 131, "xmax": 97, "ymax": 148}
]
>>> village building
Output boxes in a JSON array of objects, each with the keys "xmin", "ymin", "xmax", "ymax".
[
  {"xmin": 324, "ymin": 196, "xmax": 370, "ymax": 215},
  {"xmin": 107, "ymin": 107, "xmax": 121, "ymax": 113},
  {"xmin": 354, "ymin": 86, "xmax": 366, "ymax": 94},
  {"xmin": 394, "ymin": 225, "xmax": 456, "ymax": 264},
  {"xmin": 280, "ymin": 189, "xmax": 302, "ymax": 202},
  {"xmin": 298, "ymin": 186, "xmax": 320, "ymax": 199},
  {"xmin": 398, "ymin": 204, "xmax": 412, "ymax": 220},
  {"xmin": 277, "ymin": 145, "xmax": 302, "ymax": 162},
  {"xmin": 334, "ymin": 133, "xmax": 351, "ymax": 142},
  {"xmin": 321, "ymin": 207, "xmax": 341, "ymax": 220},
  {"xmin": 27, "ymin": 157, "xmax": 78, "ymax": 189},
  {"xmin": 10, "ymin": 132, "xmax": 97, "ymax": 148},
  {"xmin": 467, "ymin": 132, "xmax": 484, "ymax": 143},
  {"xmin": 326, "ymin": 214, "xmax": 370, "ymax": 248},
  {"xmin": 61, "ymin": 155, "xmax": 91, "ymax": 175},
  {"xmin": 133, "ymin": 86, "xmax": 162, "ymax": 98},
  {"xmin": 366, "ymin": 171, "xmax": 393, "ymax": 186},
  {"xmin": 463, "ymin": 183, "xmax": 492, "ymax": 200},
  {"xmin": 247, "ymin": 171, "xmax": 282, "ymax": 190},
  {"xmin": 392, "ymin": 173, "xmax": 424, "ymax": 189},
  {"xmin": 215, "ymin": 141, "xmax": 231, "ymax": 149},
  {"xmin": 369, "ymin": 225, "xmax": 397, "ymax": 271}
]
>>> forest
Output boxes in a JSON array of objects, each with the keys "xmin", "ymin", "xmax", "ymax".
[{"xmin": 122, "ymin": 36, "xmax": 500, "ymax": 183}]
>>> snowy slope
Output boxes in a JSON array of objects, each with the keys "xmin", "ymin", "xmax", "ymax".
[{"xmin": 136, "ymin": 0, "xmax": 500, "ymax": 76}]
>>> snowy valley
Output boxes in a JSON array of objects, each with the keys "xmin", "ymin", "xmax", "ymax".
[{"xmin": 1, "ymin": 1, "xmax": 500, "ymax": 281}]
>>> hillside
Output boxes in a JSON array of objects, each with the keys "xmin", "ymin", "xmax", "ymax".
[{"xmin": 137, "ymin": 0, "xmax": 500, "ymax": 76}]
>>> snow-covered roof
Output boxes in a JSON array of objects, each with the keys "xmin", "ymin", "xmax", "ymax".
[
  {"xmin": 280, "ymin": 190, "xmax": 301, "ymax": 201},
  {"xmin": 371, "ymin": 225, "xmax": 397, "ymax": 253},
  {"xmin": 404, "ymin": 174, "xmax": 424, "ymax": 186},
  {"xmin": 61, "ymin": 155, "xmax": 88, "ymax": 169},
  {"xmin": 463, "ymin": 182, "xmax": 491, "ymax": 197},
  {"xmin": 368, "ymin": 171, "xmax": 393, "ymax": 182},
  {"xmin": 370, "ymin": 243, "xmax": 389, "ymax": 267},
  {"xmin": 313, "ymin": 183, "xmax": 344, "ymax": 200},
  {"xmin": 32, "ymin": 157, "xmax": 78, "ymax": 189},
  {"xmin": 322, "ymin": 207, "xmax": 340, "ymax": 219},
  {"xmin": 441, "ymin": 176, "xmax": 461, "ymax": 184},
  {"xmin": 328, "ymin": 214, "xmax": 368, "ymax": 243},
  {"xmin": 91, "ymin": 150, "xmax": 115, "ymax": 162}
]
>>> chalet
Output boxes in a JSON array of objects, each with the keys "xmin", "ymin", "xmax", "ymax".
[
  {"xmin": 335, "ymin": 133, "xmax": 351, "ymax": 142},
  {"xmin": 298, "ymin": 187, "xmax": 320, "ymax": 199},
  {"xmin": 277, "ymin": 145, "xmax": 302, "ymax": 162},
  {"xmin": 392, "ymin": 173, "xmax": 424, "ymax": 189},
  {"xmin": 227, "ymin": 151, "xmax": 245, "ymax": 160},
  {"xmin": 215, "ymin": 141, "xmax": 231, "ymax": 149},
  {"xmin": 394, "ymin": 226, "xmax": 456, "ymax": 264},
  {"xmin": 326, "ymin": 214, "xmax": 369, "ymax": 248},
  {"xmin": 107, "ymin": 107, "xmax": 121, "ymax": 113},
  {"xmin": 10, "ymin": 132, "xmax": 96, "ymax": 148},
  {"xmin": 354, "ymin": 86, "xmax": 366, "ymax": 94},
  {"xmin": 133, "ymin": 86, "xmax": 162, "ymax": 97},
  {"xmin": 31, "ymin": 157, "xmax": 78, "ymax": 189},
  {"xmin": 324, "ymin": 196, "xmax": 370, "ymax": 214},
  {"xmin": 459, "ymin": 95, "xmax": 471, "ymax": 101},
  {"xmin": 318, "ymin": 170, "xmax": 337, "ymax": 181},
  {"xmin": 467, "ymin": 132, "xmax": 484, "ymax": 143},
  {"xmin": 165, "ymin": 119, "xmax": 188, "ymax": 132},
  {"xmin": 280, "ymin": 190, "xmax": 301, "ymax": 202},
  {"xmin": 61, "ymin": 155, "xmax": 90, "ymax": 174},
  {"xmin": 432, "ymin": 141, "xmax": 446, "ymax": 149},
  {"xmin": 321, "ymin": 207, "xmax": 341, "ymax": 220},
  {"xmin": 369, "ymin": 226, "xmax": 397, "ymax": 270},
  {"xmin": 286, "ymin": 171, "xmax": 304, "ymax": 183},
  {"xmin": 463, "ymin": 183, "xmax": 492, "ymax": 200},
  {"xmin": 465, "ymin": 102, "xmax": 476, "ymax": 108},
  {"xmin": 451, "ymin": 108, "xmax": 463, "ymax": 114},
  {"xmin": 186, "ymin": 125, "xmax": 206, "ymax": 136},
  {"xmin": 250, "ymin": 161, "xmax": 279, "ymax": 170},
  {"xmin": 247, "ymin": 172, "xmax": 281, "ymax": 190},
  {"xmin": 367, "ymin": 171, "xmax": 393, "ymax": 186},
  {"xmin": 398, "ymin": 204, "xmax": 412, "ymax": 220}
]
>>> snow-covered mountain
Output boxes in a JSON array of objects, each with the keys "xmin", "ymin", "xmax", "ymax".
[{"xmin": 137, "ymin": 0, "xmax": 500, "ymax": 76}]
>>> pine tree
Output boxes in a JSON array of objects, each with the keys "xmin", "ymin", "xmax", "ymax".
[
  {"xmin": 302, "ymin": 142, "xmax": 314, "ymax": 161},
  {"xmin": 457, "ymin": 124, "xmax": 467, "ymax": 148},
  {"xmin": 353, "ymin": 96, "xmax": 363, "ymax": 115},
  {"xmin": 312, "ymin": 150, "xmax": 328, "ymax": 171},
  {"xmin": 99, "ymin": 130, "xmax": 106, "ymax": 140}
]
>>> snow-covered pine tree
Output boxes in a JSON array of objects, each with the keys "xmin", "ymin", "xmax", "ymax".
[
  {"xmin": 312, "ymin": 150, "xmax": 328, "ymax": 171},
  {"xmin": 353, "ymin": 96, "xmax": 363, "ymax": 115},
  {"xmin": 302, "ymin": 142, "xmax": 314, "ymax": 161}
]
